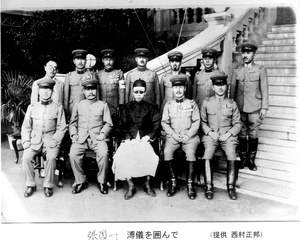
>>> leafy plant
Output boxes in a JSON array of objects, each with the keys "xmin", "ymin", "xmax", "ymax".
[{"xmin": 1, "ymin": 70, "xmax": 34, "ymax": 133}]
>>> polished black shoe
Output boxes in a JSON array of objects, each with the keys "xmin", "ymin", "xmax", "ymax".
[
  {"xmin": 166, "ymin": 180, "xmax": 179, "ymax": 197},
  {"xmin": 99, "ymin": 183, "xmax": 108, "ymax": 195},
  {"xmin": 24, "ymin": 186, "xmax": 36, "ymax": 198},
  {"xmin": 227, "ymin": 185, "xmax": 238, "ymax": 200},
  {"xmin": 187, "ymin": 183, "xmax": 196, "ymax": 200},
  {"xmin": 144, "ymin": 185, "xmax": 156, "ymax": 197},
  {"xmin": 72, "ymin": 182, "xmax": 88, "ymax": 194},
  {"xmin": 44, "ymin": 187, "xmax": 53, "ymax": 197},
  {"xmin": 124, "ymin": 188, "xmax": 136, "ymax": 200}
]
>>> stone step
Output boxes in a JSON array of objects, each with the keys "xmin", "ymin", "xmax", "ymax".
[
  {"xmin": 259, "ymin": 124, "xmax": 297, "ymax": 141},
  {"xmin": 255, "ymin": 51, "xmax": 297, "ymax": 59},
  {"xmin": 269, "ymin": 95, "xmax": 297, "ymax": 107},
  {"xmin": 260, "ymin": 124, "xmax": 297, "ymax": 134},
  {"xmin": 268, "ymin": 85, "xmax": 297, "ymax": 96},
  {"xmin": 268, "ymin": 75, "xmax": 297, "ymax": 85},
  {"xmin": 262, "ymin": 38, "xmax": 296, "ymax": 45},
  {"xmin": 255, "ymin": 59, "xmax": 297, "ymax": 66},
  {"xmin": 266, "ymin": 66, "xmax": 297, "ymax": 75},
  {"xmin": 258, "ymin": 44, "xmax": 296, "ymax": 52},
  {"xmin": 256, "ymin": 150, "xmax": 298, "ymax": 164},
  {"xmin": 263, "ymin": 117, "xmax": 297, "ymax": 127},
  {"xmin": 267, "ymin": 32, "xmax": 297, "ymax": 39},
  {"xmin": 258, "ymin": 142, "xmax": 297, "ymax": 155},
  {"xmin": 255, "ymin": 158, "xmax": 298, "ymax": 173},
  {"xmin": 271, "ymin": 24, "xmax": 297, "ymax": 33},
  {"xmin": 238, "ymin": 165, "xmax": 299, "ymax": 183},
  {"xmin": 259, "ymin": 137, "xmax": 298, "ymax": 148}
]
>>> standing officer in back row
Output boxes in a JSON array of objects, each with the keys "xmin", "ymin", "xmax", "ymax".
[
  {"xmin": 64, "ymin": 49, "xmax": 89, "ymax": 121},
  {"xmin": 97, "ymin": 49, "xmax": 125, "ymax": 135},
  {"xmin": 193, "ymin": 47, "xmax": 225, "ymax": 110},
  {"xmin": 160, "ymin": 51, "xmax": 192, "ymax": 112},
  {"xmin": 201, "ymin": 74, "xmax": 241, "ymax": 200},
  {"xmin": 125, "ymin": 48, "xmax": 161, "ymax": 109},
  {"xmin": 230, "ymin": 40, "xmax": 269, "ymax": 171},
  {"xmin": 161, "ymin": 74, "xmax": 200, "ymax": 200}
]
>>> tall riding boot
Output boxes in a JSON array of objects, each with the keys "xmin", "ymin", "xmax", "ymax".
[
  {"xmin": 227, "ymin": 160, "xmax": 239, "ymax": 200},
  {"xmin": 203, "ymin": 159, "xmax": 213, "ymax": 199},
  {"xmin": 166, "ymin": 160, "xmax": 179, "ymax": 197},
  {"xmin": 144, "ymin": 175, "xmax": 156, "ymax": 197},
  {"xmin": 124, "ymin": 178, "xmax": 136, "ymax": 200},
  {"xmin": 186, "ymin": 161, "xmax": 196, "ymax": 200},
  {"xmin": 248, "ymin": 138, "xmax": 258, "ymax": 171},
  {"xmin": 238, "ymin": 138, "xmax": 248, "ymax": 169}
]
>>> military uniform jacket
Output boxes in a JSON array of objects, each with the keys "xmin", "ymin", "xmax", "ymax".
[
  {"xmin": 160, "ymin": 72, "xmax": 193, "ymax": 103},
  {"xmin": 31, "ymin": 76, "xmax": 64, "ymax": 105},
  {"xmin": 119, "ymin": 100, "xmax": 161, "ymax": 140},
  {"xmin": 21, "ymin": 101, "xmax": 67, "ymax": 150},
  {"xmin": 125, "ymin": 68, "xmax": 161, "ymax": 108},
  {"xmin": 97, "ymin": 69, "xmax": 125, "ymax": 116},
  {"xmin": 230, "ymin": 63, "xmax": 269, "ymax": 113},
  {"xmin": 193, "ymin": 69, "xmax": 224, "ymax": 108},
  {"xmin": 161, "ymin": 98, "xmax": 200, "ymax": 138},
  {"xmin": 63, "ymin": 71, "xmax": 87, "ymax": 117},
  {"xmin": 200, "ymin": 96, "xmax": 241, "ymax": 136},
  {"xmin": 69, "ymin": 99, "xmax": 113, "ymax": 144}
]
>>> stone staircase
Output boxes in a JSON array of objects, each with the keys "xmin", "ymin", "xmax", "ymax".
[{"xmin": 239, "ymin": 24, "xmax": 299, "ymax": 184}]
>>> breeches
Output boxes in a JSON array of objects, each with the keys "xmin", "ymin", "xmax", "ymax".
[
  {"xmin": 239, "ymin": 111, "xmax": 263, "ymax": 139},
  {"xmin": 164, "ymin": 136, "xmax": 200, "ymax": 161},
  {"xmin": 202, "ymin": 135, "xmax": 238, "ymax": 160}
]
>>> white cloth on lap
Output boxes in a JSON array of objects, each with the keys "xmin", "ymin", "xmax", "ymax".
[{"xmin": 112, "ymin": 138, "xmax": 159, "ymax": 181}]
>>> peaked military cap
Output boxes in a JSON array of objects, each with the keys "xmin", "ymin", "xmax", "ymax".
[
  {"xmin": 210, "ymin": 74, "xmax": 228, "ymax": 86},
  {"xmin": 101, "ymin": 49, "xmax": 116, "ymax": 58},
  {"xmin": 239, "ymin": 40, "xmax": 258, "ymax": 52},
  {"xmin": 38, "ymin": 77, "xmax": 55, "ymax": 88},
  {"xmin": 72, "ymin": 49, "xmax": 88, "ymax": 59},
  {"xmin": 167, "ymin": 51, "xmax": 183, "ymax": 61},
  {"xmin": 81, "ymin": 73, "xmax": 98, "ymax": 88},
  {"xmin": 134, "ymin": 48, "xmax": 150, "ymax": 57},
  {"xmin": 133, "ymin": 79, "xmax": 147, "ymax": 89},
  {"xmin": 202, "ymin": 47, "xmax": 218, "ymax": 58},
  {"xmin": 170, "ymin": 74, "xmax": 187, "ymax": 86}
]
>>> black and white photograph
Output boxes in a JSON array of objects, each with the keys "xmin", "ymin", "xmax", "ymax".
[{"xmin": 1, "ymin": 0, "xmax": 300, "ymax": 241}]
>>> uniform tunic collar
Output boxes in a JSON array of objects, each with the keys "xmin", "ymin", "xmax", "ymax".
[
  {"xmin": 175, "ymin": 97, "xmax": 185, "ymax": 103},
  {"xmin": 76, "ymin": 69, "xmax": 86, "ymax": 74},
  {"xmin": 41, "ymin": 100, "xmax": 52, "ymax": 105}
]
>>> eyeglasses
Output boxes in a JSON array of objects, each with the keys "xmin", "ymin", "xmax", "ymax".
[{"xmin": 133, "ymin": 90, "xmax": 145, "ymax": 94}]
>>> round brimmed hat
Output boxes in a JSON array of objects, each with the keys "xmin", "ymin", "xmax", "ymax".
[
  {"xmin": 170, "ymin": 74, "xmax": 187, "ymax": 86},
  {"xmin": 210, "ymin": 74, "xmax": 228, "ymax": 85}
]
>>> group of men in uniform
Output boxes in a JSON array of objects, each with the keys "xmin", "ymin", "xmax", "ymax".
[{"xmin": 21, "ymin": 39, "xmax": 268, "ymax": 201}]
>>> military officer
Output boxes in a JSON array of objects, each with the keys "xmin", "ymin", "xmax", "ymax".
[
  {"xmin": 68, "ymin": 74, "xmax": 113, "ymax": 195},
  {"xmin": 160, "ymin": 51, "xmax": 192, "ymax": 111},
  {"xmin": 161, "ymin": 74, "xmax": 200, "ymax": 200},
  {"xmin": 21, "ymin": 78, "xmax": 67, "ymax": 197},
  {"xmin": 64, "ymin": 49, "xmax": 88, "ymax": 121},
  {"xmin": 193, "ymin": 47, "xmax": 225, "ymax": 109},
  {"xmin": 201, "ymin": 74, "xmax": 241, "ymax": 200},
  {"xmin": 230, "ymin": 40, "xmax": 269, "ymax": 171},
  {"xmin": 31, "ymin": 60, "xmax": 64, "ymax": 105},
  {"xmin": 125, "ymin": 48, "xmax": 161, "ymax": 109},
  {"xmin": 97, "ymin": 49, "xmax": 125, "ymax": 134}
]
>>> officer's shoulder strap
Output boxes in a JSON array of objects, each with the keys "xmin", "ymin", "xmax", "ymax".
[
  {"xmin": 190, "ymin": 99, "xmax": 196, "ymax": 104},
  {"xmin": 258, "ymin": 65, "xmax": 264, "ymax": 70}
]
